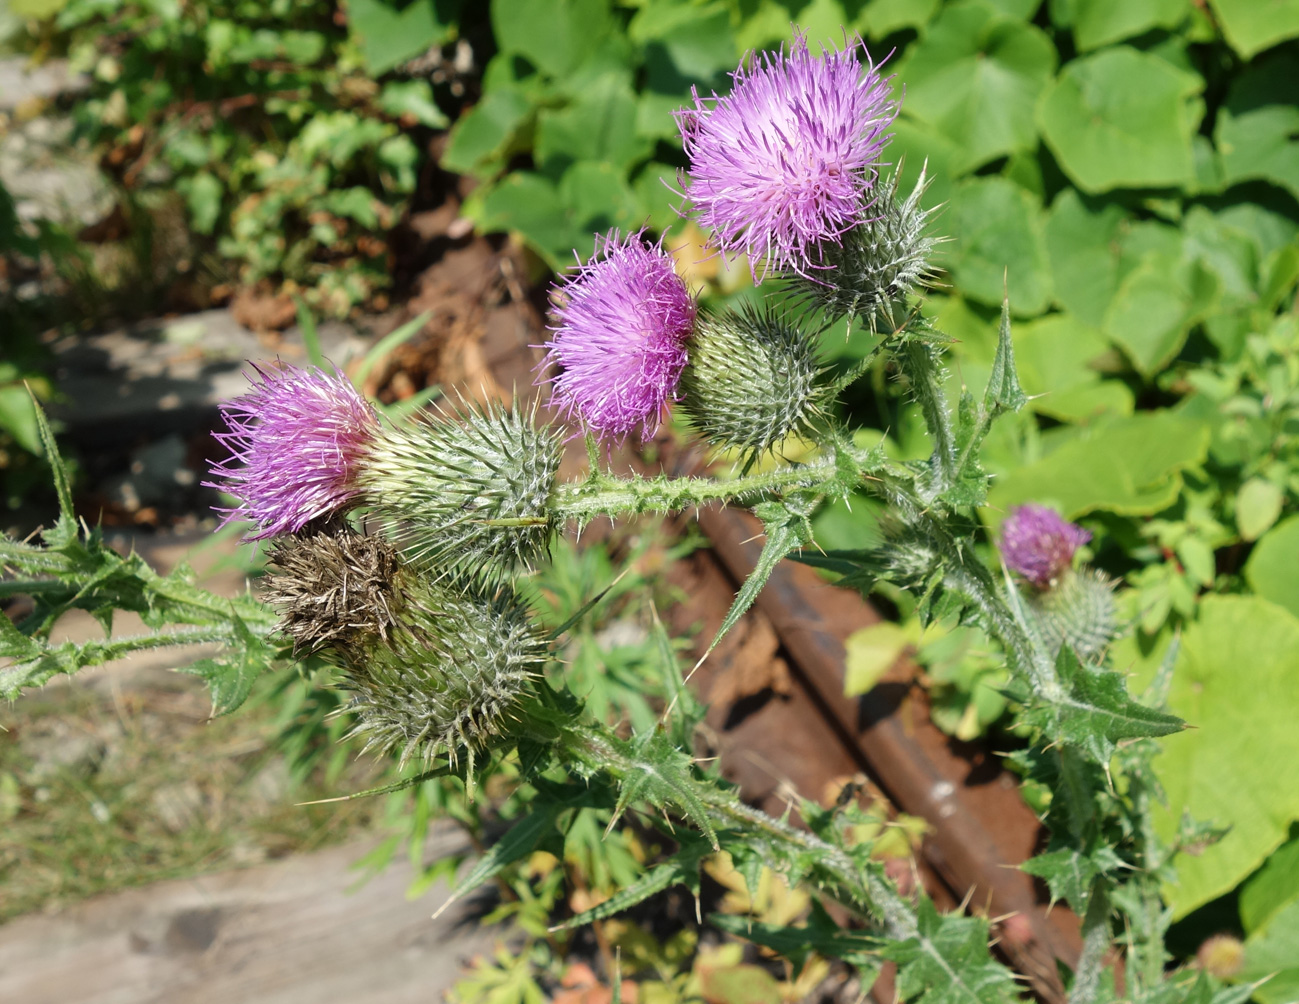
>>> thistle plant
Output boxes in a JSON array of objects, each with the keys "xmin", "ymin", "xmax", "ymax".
[{"xmin": 2, "ymin": 28, "xmax": 1250, "ymax": 1004}]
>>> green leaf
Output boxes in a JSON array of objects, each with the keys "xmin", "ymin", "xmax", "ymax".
[
  {"xmin": 1038, "ymin": 46, "xmax": 1203, "ymax": 193},
  {"xmin": 378, "ymin": 80, "xmax": 449, "ymax": 129},
  {"xmin": 882, "ymin": 899, "xmax": 1019, "ymax": 1004},
  {"xmin": 985, "ymin": 411, "xmax": 1211, "ymax": 524},
  {"xmin": 1043, "ymin": 189, "xmax": 1127, "ymax": 327},
  {"xmin": 536, "ymin": 72, "xmax": 651, "ymax": 173},
  {"xmin": 1240, "ymin": 897, "xmax": 1299, "ymax": 1004},
  {"xmin": 1237, "ymin": 477, "xmax": 1284, "ymax": 541},
  {"xmin": 711, "ymin": 902, "xmax": 884, "ymax": 971},
  {"xmin": 1207, "ymin": 0, "xmax": 1299, "ymax": 58},
  {"xmin": 180, "ymin": 615, "xmax": 271, "ymax": 716},
  {"xmin": 1072, "ymin": 0, "xmax": 1190, "ymax": 50},
  {"xmin": 862, "ymin": 0, "xmax": 941, "ymax": 36},
  {"xmin": 1215, "ymin": 53, "xmax": 1299, "ymax": 204},
  {"xmin": 0, "ymin": 384, "xmax": 41, "ymax": 455},
  {"xmin": 844, "ymin": 621, "xmax": 913, "ymax": 696},
  {"xmin": 555, "ymin": 838, "xmax": 708, "ymax": 930},
  {"xmin": 1103, "ymin": 252, "xmax": 1219, "ymax": 377},
  {"xmin": 347, "ymin": 0, "xmax": 461, "ymax": 76},
  {"xmin": 440, "ymin": 88, "xmax": 534, "ymax": 175},
  {"xmin": 470, "ymin": 172, "xmax": 587, "ymax": 267},
  {"xmin": 704, "ymin": 500, "xmax": 812, "ymax": 656},
  {"xmin": 947, "ymin": 177, "xmax": 1053, "ymax": 316},
  {"xmin": 1241, "ymin": 832, "xmax": 1299, "ymax": 934},
  {"xmin": 492, "ymin": 0, "xmax": 614, "ymax": 79},
  {"xmin": 1036, "ymin": 645, "xmax": 1185, "ymax": 762},
  {"xmin": 559, "ymin": 161, "xmax": 640, "ymax": 237},
  {"xmin": 434, "ymin": 800, "xmax": 566, "ymax": 919},
  {"xmin": 1013, "ymin": 314, "xmax": 1134, "ymax": 423},
  {"xmin": 1020, "ymin": 844, "xmax": 1122, "ymax": 913},
  {"xmin": 897, "ymin": 0, "xmax": 1056, "ymax": 175},
  {"xmin": 1245, "ymin": 515, "xmax": 1299, "ymax": 618},
  {"xmin": 1153, "ymin": 596, "xmax": 1299, "ymax": 918}
]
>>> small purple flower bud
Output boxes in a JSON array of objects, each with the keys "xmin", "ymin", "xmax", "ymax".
[
  {"xmin": 675, "ymin": 30, "xmax": 897, "ymax": 282},
  {"xmin": 206, "ymin": 363, "xmax": 379, "ymax": 539},
  {"xmin": 999, "ymin": 505, "xmax": 1091, "ymax": 588},
  {"xmin": 543, "ymin": 229, "xmax": 696, "ymax": 443}
]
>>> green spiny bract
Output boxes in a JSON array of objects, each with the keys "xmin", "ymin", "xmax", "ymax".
[
  {"xmin": 678, "ymin": 305, "xmax": 828, "ymax": 463},
  {"xmin": 1031, "ymin": 568, "xmax": 1117, "ymax": 663},
  {"xmin": 341, "ymin": 577, "xmax": 547, "ymax": 770},
  {"xmin": 792, "ymin": 166, "xmax": 939, "ymax": 332},
  {"xmin": 364, "ymin": 399, "xmax": 562, "ymax": 581}
]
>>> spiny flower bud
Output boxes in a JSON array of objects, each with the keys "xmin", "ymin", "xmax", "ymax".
[
  {"xmin": 1031, "ymin": 567, "xmax": 1117, "ymax": 662},
  {"xmin": 793, "ymin": 166, "xmax": 939, "ymax": 331},
  {"xmin": 1196, "ymin": 934, "xmax": 1245, "ymax": 979},
  {"xmin": 263, "ymin": 526, "xmax": 547, "ymax": 769},
  {"xmin": 678, "ymin": 305, "xmax": 828, "ymax": 461},
  {"xmin": 364, "ymin": 398, "xmax": 562, "ymax": 580}
]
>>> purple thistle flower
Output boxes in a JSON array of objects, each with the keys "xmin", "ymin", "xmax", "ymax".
[
  {"xmin": 543, "ymin": 229, "xmax": 696, "ymax": 443},
  {"xmin": 999, "ymin": 505, "xmax": 1092, "ymax": 589},
  {"xmin": 675, "ymin": 31, "xmax": 897, "ymax": 282},
  {"xmin": 206, "ymin": 363, "xmax": 379, "ymax": 539}
]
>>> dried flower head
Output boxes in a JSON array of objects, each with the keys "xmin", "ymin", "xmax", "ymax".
[
  {"xmin": 675, "ymin": 31, "xmax": 897, "ymax": 281},
  {"xmin": 207, "ymin": 364, "xmax": 379, "ymax": 539},
  {"xmin": 544, "ymin": 229, "xmax": 696, "ymax": 442},
  {"xmin": 999, "ymin": 505, "xmax": 1091, "ymax": 589}
]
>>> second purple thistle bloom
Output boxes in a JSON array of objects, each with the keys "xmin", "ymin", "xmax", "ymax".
[
  {"xmin": 544, "ymin": 230, "xmax": 696, "ymax": 443},
  {"xmin": 675, "ymin": 31, "xmax": 897, "ymax": 281}
]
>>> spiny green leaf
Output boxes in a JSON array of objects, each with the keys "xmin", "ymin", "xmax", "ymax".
[
  {"xmin": 881, "ymin": 899, "xmax": 1019, "ymax": 1004},
  {"xmin": 180, "ymin": 615, "xmax": 274, "ymax": 716},
  {"xmin": 27, "ymin": 388, "xmax": 74, "ymax": 528},
  {"xmin": 1020, "ymin": 844, "xmax": 1123, "ymax": 914},
  {"xmin": 710, "ymin": 901, "xmax": 884, "ymax": 974},
  {"xmin": 553, "ymin": 838, "xmax": 710, "ymax": 930}
]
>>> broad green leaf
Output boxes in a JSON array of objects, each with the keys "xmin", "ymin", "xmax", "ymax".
[
  {"xmin": 1245, "ymin": 515, "xmax": 1299, "ymax": 618},
  {"xmin": 1215, "ymin": 53, "xmax": 1299, "ymax": 204},
  {"xmin": 440, "ymin": 88, "xmax": 534, "ymax": 175},
  {"xmin": 897, "ymin": 0, "xmax": 1056, "ymax": 175},
  {"xmin": 347, "ymin": 0, "xmax": 461, "ymax": 76},
  {"xmin": 1237, "ymin": 478, "xmax": 1284, "ymax": 541},
  {"xmin": 1241, "ymin": 832, "xmax": 1299, "ymax": 934},
  {"xmin": 0, "ymin": 384, "xmax": 41, "ymax": 455},
  {"xmin": 1072, "ymin": 0, "xmax": 1190, "ymax": 50},
  {"xmin": 1038, "ymin": 46, "xmax": 1203, "ymax": 193},
  {"xmin": 1103, "ymin": 252, "xmax": 1219, "ymax": 377},
  {"xmin": 536, "ymin": 73, "xmax": 651, "ymax": 172},
  {"xmin": 629, "ymin": 1, "xmax": 736, "ymax": 80},
  {"xmin": 470, "ymin": 172, "xmax": 587, "ymax": 267},
  {"xmin": 887, "ymin": 117, "xmax": 964, "ymax": 212},
  {"xmin": 1153, "ymin": 596, "xmax": 1299, "ymax": 918},
  {"xmin": 378, "ymin": 80, "xmax": 449, "ymax": 129},
  {"xmin": 844, "ymin": 621, "xmax": 914, "ymax": 695},
  {"xmin": 1012, "ymin": 314, "xmax": 1134, "ymax": 423},
  {"xmin": 1207, "ymin": 0, "xmax": 1299, "ymax": 58},
  {"xmin": 559, "ymin": 161, "xmax": 640, "ymax": 239},
  {"xmin": 862, "ymin": 0, "xmax": 941, "ymax": 36},
  {"xmin": 492, "ymin": 0, "xmax": 614, "ymax": 78},
  {"xmin": 1240, "ymin": 897, "xmax": 1299, "ymax": 1004},
  {"xmin": 946, "ymin": 177, "xmax": 1053, "ymax": 316},
  {"xmin": 1043, "ymin": 189, "xmax": 1127, "ymax": 327},
  {"xmin": 984, "ymin": 411, "xmax": 1210, "ymax": 525}
]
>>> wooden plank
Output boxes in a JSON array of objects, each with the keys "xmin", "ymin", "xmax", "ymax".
[{"xmin": 0, "ymin": 826, "xmax": 498, "ymax": 1004}]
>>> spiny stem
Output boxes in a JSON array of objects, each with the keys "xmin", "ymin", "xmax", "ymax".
[{"xmin": 552, "ymin": 456, "xmax": 845, "ymax": 524}]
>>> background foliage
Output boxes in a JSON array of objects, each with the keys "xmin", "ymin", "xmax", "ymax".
[{"xmin": 3, "ymin": 0, "xmax": 1299, "ymax": 998}]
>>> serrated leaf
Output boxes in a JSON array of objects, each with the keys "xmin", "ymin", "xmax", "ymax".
[
  {"xmin": 710, "ymin": 901, "xmax": 884, "ymax": 973},
  {"xmin": 704, "ymin": 501, "xmax": 811, "ymax": 657},
  {"xmin": 555, "ymin": 838, "xmax": 709, "ymax": 930},
  {"xmin": 881, "ymin": 899, "xmax": 1018, "ymax": 1004},
  {"xmin": 180, "ymin": 615, "xmax": 271, "ymax": 716},
  {"xmin": 610, "ymin": 730, "xmax": 718, "ymax": 850},
  {"xmin": 1035, "ymin": 646, "xmax": 1185, "ymax": 762},
  {"xmin": 1020, "ymin": 844, "xmax": 1122, "ymax": 913}
]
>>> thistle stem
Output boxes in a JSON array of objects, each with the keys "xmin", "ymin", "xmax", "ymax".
[{"xmin": 552, "ymin": 457, "xmax": 845, "ymax": 524}]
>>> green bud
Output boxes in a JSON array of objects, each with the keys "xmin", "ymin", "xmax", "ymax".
[
  {"xmin": 1031, "ymin": 567, "xmax": 1117, "ymax": 662},
  {"xmin": 364, "ymin": 399, "xmax": 562, "ymax": 580},
  {"xmin": 678, "ymin": 305, "xmax": 828, "ymax": 462},
  {"xmin": 795, "ymin": 166, "xmax": 940, "ymax": 332}
]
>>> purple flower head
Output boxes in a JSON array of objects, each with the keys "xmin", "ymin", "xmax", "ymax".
[
  {"xmin": 675, "ymin": 30, "xmax": 897, "ymax": 282},
  {"xmin": 206, "ymin": 363, "xmax": 379, "ymax": 539},
  {"xmin": 999, "ymin": 505, "xmax": 1091, "ymax": 589},
  {"xmin": 543, "ymin": 229, "xmax": 696, "ymax": 443}
]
